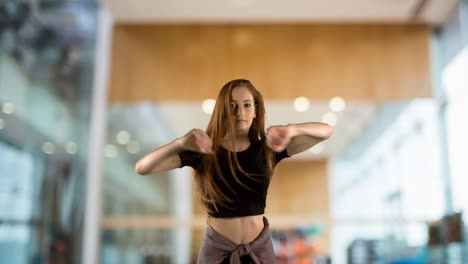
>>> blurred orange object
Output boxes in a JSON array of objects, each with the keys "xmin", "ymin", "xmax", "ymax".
[{"xmin": 294, "ymin": 237, "xmax": 313, "ymax": 264}]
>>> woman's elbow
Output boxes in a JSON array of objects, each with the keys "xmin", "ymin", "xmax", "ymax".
[
  {"xmin": 324, "ymin": 124, "xmax": 334, "ymax": 139},
  {"xmin": 135, "ymin": 161, "xmax": 148, "ymax": 175}
]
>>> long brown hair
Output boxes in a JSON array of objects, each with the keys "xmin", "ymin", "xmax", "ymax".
[{"xmin": 194, "ymin": 79, "xmax": 275, "ymax": 213}]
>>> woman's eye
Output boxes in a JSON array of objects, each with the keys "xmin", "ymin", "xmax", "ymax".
[
  {"xmin": 245, "ymin": 103, "xmax": 251, "ymax": 107},
  {"xmin": 231, "ymin": 103, "xmax": 237, "ymax": 109}
]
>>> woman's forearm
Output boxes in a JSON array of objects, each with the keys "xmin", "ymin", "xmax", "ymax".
[
  {"xmin": 135, "ymin": 128, "xmax": 213, "ymax": 175},
  {"xmin": 135, "ymin": 138, "xmax": 185, "ymax": 175},
  {"xmin": 270, "ymin": 122, "xmax": 333, "ymax": 155},
  {"xmin": 288, "ymin": 122, "xmax": 334, "ymax": 139}
]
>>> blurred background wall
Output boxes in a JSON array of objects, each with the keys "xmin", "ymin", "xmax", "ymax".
[
  {"xmin": 1, "ymin": 0, "xmax": 468, "ymax": 264},
  {"xmin": 108, "ymin": 24, "xmax": 431, "ymax": 102}
]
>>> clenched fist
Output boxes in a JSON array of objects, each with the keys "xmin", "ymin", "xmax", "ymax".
[
  {"xmin": 180, "ymin": 129, "xmax": 214, "ymax": 154},
  {"xmin": 266, "ymin": 125, "xmax": 294, "ymax": 152}
]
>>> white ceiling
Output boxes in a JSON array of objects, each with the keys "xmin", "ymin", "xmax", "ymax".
[
  {"xmin": 101, "ymin": 0, "xmax": 459, "ymax": 25},
  {"xmin": 108, "ymin": 100, "xmax": 376, "ymax": 160}
]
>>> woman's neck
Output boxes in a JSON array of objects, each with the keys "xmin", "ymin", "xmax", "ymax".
[{"xmin": 221, "ymin": 135, "xmax": 250, "ymax": 152}]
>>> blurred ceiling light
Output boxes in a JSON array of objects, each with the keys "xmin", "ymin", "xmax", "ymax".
[
  {"xmin": 65, "ymin": 141, "xmax": 77, "ymax": 155},
  {"xmin": 309, "ymin": 143, "xmax": 324, "ymax": 154},
  {"xmin": 322, "ymin": 112, "xmax": 337, "ymax": 127},
  {"xmin": 116, "ymin": 130, "xmax": 131, "ymax": 144},
  {"xmin": 2, "ymin": 103, "xmax": 14, "ymax": 114},
  {"xmin": 127, "ymin": 140, "xmax": 140, "ymax": 154},
  {"xmin": 42, "ymin": 141, "xmax": 55, "ymax": 154},
  {"xmin": 329, "ymin": 96, "xmax": 346, "ymax": 112},
  {"xmin": 293, "ymin": 97, "xmax": 310, "ymax": 112},
  {"xmin": 104, "ymin": 144, "xmax": 118, "ymax": 158},
  {"xmin": 0, "ymin": 118, "xmax": 4, "ymax": 130},
  {"xmin": 202, "ymin": 99, "xmax": 216, "ymax": 115}
]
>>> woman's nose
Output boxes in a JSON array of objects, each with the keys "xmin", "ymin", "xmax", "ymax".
[{"xmin": 237, "ymin": 107, "xmax": 245, "ymax": 116}]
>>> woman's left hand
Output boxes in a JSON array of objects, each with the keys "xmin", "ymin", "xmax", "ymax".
[{"xmin": 266, "ymin": 125, "xmax": 294, "ymax": 152}]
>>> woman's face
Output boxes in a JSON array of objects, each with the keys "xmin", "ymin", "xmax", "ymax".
[{"xmin": 230, "ymin": 86, "xmax": 256, "ymax": 136}]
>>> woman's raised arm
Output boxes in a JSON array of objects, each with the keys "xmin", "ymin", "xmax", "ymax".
[
  {"xmin": 266, "ymin": 122, "xmax": 334, "ymax": 156},
  {"xmin": 135, "ymin": 129, "xmax": 213, "ymax": 175}
]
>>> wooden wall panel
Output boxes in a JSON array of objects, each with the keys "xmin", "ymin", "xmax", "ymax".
[
  {"xmin": 267, "ymin": 161, "xmax": 329, "ymax": 216},
  {"xmin": 109, "ymin": 24, "xmax": 431, "ymax": 102},
  {"xmin": 267, "ymin": 160, "xmax": 330, "ymax": 253}
]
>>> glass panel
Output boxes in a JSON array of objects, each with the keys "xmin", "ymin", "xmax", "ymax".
[
  {"xmin": 0, "ymin": 1, "xmax": 98, "ymax": 263},
  {"xmin": 330, "ymin": 100, "xmax": 445, "ymax": 264}
]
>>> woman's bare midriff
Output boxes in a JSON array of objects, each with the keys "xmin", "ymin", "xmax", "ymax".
[{"xmin": 208, "ymin": 214, "xmax": 264, "ymax": 245}]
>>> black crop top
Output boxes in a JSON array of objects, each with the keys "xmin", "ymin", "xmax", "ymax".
[{"xmin": 178, "ymin": 140, "xmax": 289, "ymax": 218}]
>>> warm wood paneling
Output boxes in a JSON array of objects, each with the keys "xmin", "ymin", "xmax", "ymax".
[
  {"xmin": 267, "ymin": 160, "xmax": 330, "ymax": 253},
  {"xmin": 109, "ymin": 24, "xmax": 431, "ymax": 102},
  {"xmin": 267, "ymin": 161, "xmax": 328, "ymax": 215}
]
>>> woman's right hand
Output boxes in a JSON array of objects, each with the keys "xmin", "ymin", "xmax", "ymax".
[{"xmin": 179, "ymin": 129, "xmax": 214, "ymax": 154}]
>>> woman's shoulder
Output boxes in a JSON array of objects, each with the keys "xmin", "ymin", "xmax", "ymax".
[
  {"xmin": 251, "ymin": 139, "xmax": 264, "ymax": 148},
  {"xmin": 250, "ymin": 139, "xmax": 269, "ymax": 154},
  {"xmin": 179, "ymin": 150, "xmax": 202, "ymax": 169}
]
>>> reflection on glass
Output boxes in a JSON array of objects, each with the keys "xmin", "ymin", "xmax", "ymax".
[
  {"xmin": 331, "ymin": 100, "xmax": 446, "ymax": 264},
  {"xmin": 0, "ymin": 1, "xmax": 98, "ymax": 263}
]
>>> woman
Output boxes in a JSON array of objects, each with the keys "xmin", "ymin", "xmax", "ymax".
[{"xmin": 135, "ymin": 79, "xmax": 333, "ymax": 264}]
